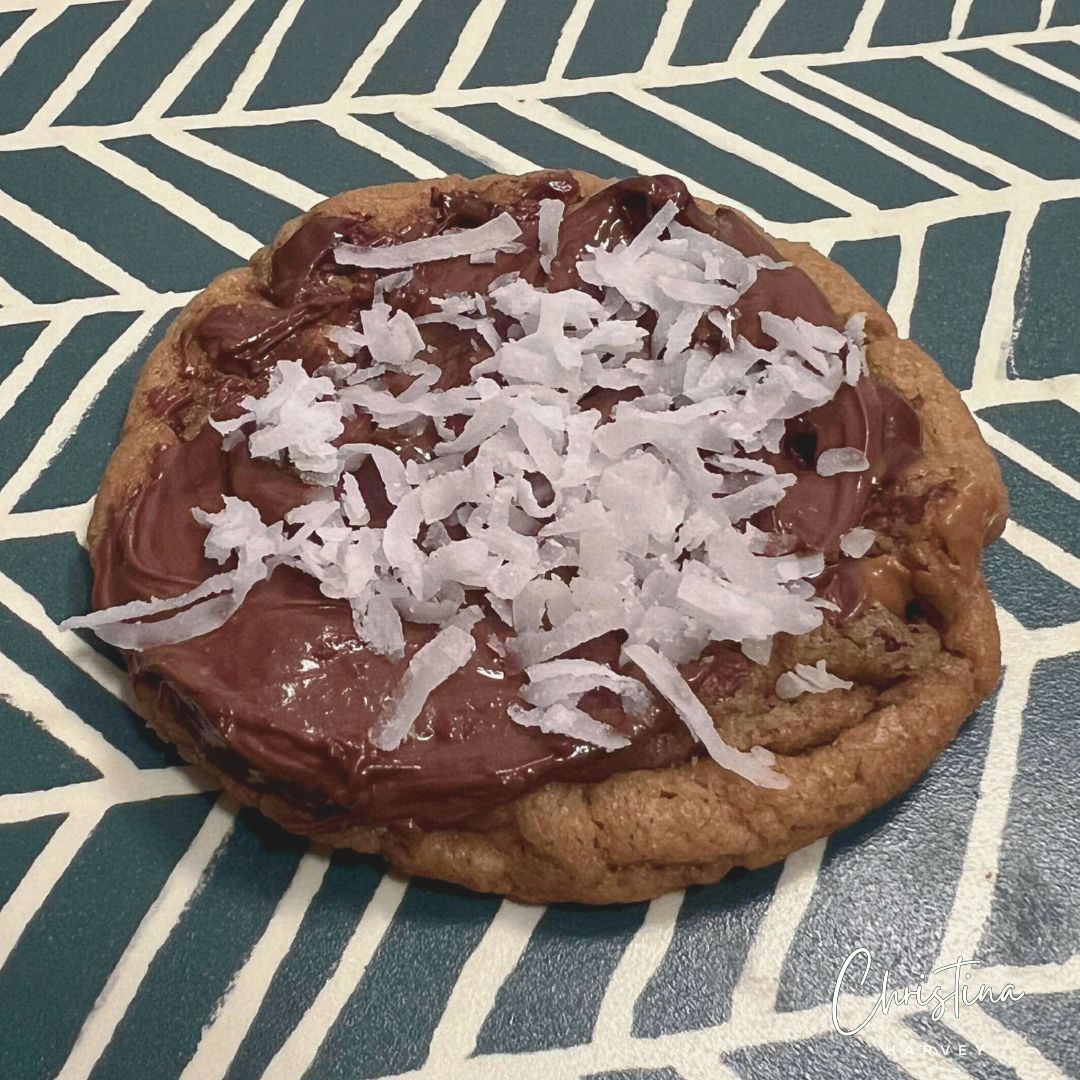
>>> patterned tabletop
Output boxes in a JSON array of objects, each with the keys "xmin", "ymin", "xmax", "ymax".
[{"xmin": 1, "ymin": 2, "xmax": 1078, "ymax": 1078}]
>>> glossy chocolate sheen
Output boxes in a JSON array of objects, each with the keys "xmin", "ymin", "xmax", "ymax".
[{"xmin": 98, "ymin": 175, "xmax": 921, "ymax": 828}]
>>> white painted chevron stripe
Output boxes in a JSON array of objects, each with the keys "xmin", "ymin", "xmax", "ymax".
[
  {"xmin": 436, "ymin": 0, "xmax": 506, "ymax": 91},
  {"xmin": 396, "ymin": 107, "xmax": 539, "ymax": 173},
  {"xmin": 222, "ymin": 0, "xmax": 306, "ymax": 114},
  {"xmin": 154, "ymin": 129, "xmax": 324, "ymax": 208},
  {"xmin": 331, "ymin": 0, "xmax": 428, "ymax": 104},
  {"xmin": 729, "ymin": 839, "xmax": 826, "ymax": 1020},
  {"xmin": 546, "ymin": 0, "xmax": 594, "ymax": 80},
  {"xmin": 643, "ymin": 0, "xmax": 694, "ymax": 74},
  {"xmin": 845, "ymin": 0, "xmax": 888, "ymax": 51},
  {"xmin": 741, "ymin": 72, "xmax": 985, "ymax": 198},
  {"xmin": 593, "ymin": 890, "xmax": 685, "ymax": 1042}
]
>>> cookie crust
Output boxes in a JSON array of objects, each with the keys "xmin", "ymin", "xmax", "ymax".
[{"xmin": 89, "ymin": 171, "xmax": 1007, "ymax": 904}]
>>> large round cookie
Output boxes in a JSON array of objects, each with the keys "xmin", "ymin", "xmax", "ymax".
[{"xmin": 84, "ymin": 171, "xmax": 1007, "ymax": 904}]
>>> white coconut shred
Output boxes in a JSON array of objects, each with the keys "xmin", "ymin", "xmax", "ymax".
[{"xmin": 65, "ymin": 201, "xmax": 876, "ymax": 788}]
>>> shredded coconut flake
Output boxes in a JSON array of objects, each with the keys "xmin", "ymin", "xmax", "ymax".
[
  {"xmin": 840, "ymin": 526, "xmax": 875, "ymax": 559},
  {"xmin": 371, "ymin": 624, "xmax": 476, "ymax": 750},
  {"xmin": 537, "ymin": 198, "xmax": 564, "ymax": 275},
  {"xmin": 741, "ymin": 637, "xmax": 772, "ymax": 666},
  {"xmin": 61, "ymin": 497, "xmax": 280, "ymax": 648},
  {"xmin": 374, "ymin": 269, "xmax": 414, "ymax": 301},
  {"xmin": 775, "ymin": 659, "xmax": 854, "ymax": 701},
  {"xmin": 211, "ymin": 360, "xmax": 348, "ymax": 484},
  {"xmin": 521, "ymin": 658, "xmax": 652, "ymax": 716},
  {"xmin": 816, "ymin": 447, "xmax": 870, "ymax": 477},
  {"xmin": 336, "ymin": 213, "xmax": 523, "ymax": 269},
  {"xmin": 625, "ymin": 643, "xmax": 787, "ymax": 787},
  {"xmin": 509, "ymin": 701, "xmax": 629, "ymax": 750}
]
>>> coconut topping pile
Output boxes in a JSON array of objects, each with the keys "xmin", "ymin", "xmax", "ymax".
[{"xmin": 67, "ymin": 199, "xmax": 881, "ymax": 790}]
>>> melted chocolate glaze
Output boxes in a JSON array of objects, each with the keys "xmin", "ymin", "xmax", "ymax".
[
  {"xmin": 99, "ymin": 174, "xmax": 921, "ymax": 828},
  {"xmin": 755, "ymin": 378, "xmax": 921, "ymax": 560},
  {"xmin": 193, "ymin": 297, "xmax": 358, "ymax": 378}
]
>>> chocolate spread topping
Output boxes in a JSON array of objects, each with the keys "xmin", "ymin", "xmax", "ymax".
[{"xmin": 99, "ymin": 174, "xmax": 921, "ymax": 828}]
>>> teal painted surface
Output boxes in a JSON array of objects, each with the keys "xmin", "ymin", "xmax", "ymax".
[
  {"xmin": 0, "ymin": 2, "xmax": 123, "ymax": 135},
  {"xmin": 0, "ymin": 313, "xmax": 135, "ymax": 491},
  {"xmin": 0, "ymin": 150, "xmax": 238, "ymax": 290},
  {"xmin": 766, "ymin": 69, "xmax": 1009, "ymax": 190},
  {"xmin": 585, "ymin": 1070, "xmax": 684, "ymax": 1080},
  {"xmin": 249, "ymin": 0, "xmax": 397, "ymax": 108},
  {"xmin": 564, "ymin": 0, "xmax": 667, "ymax": 79},
  {"xmin": 904, "ymin": 1013, "xmax": 1019, "ymax": 1080},
  {"xmin": 979, "ymin": 401, "xmax": 1080, "ymax": 480},
  {"xmin": 463, "ymin": 0, "xmax": 576, "ymax": 88},
  {"xmin": 961, "ymin": 0, "xmax": 1041, "ymax": 37},
  {"xmin": 1051, "ymin": 0, "xmax": 1080, "ymax": 27},
  {"xmin": 0, "ymin": 532, "xmax": 126, "ymax": 676},
  {"xmin": 0, "ymin": 4, "xmax": 1076, "ymax": 1079},
  {"xmin": 995, "ymin": 453, "xmax": 1080, "ymax": 557},
  {"xmin": 558, "ymin": 93, "xmax": 846, "ymax": 221},
  {"xmin": 985, "ymin": 990, "xmax": 1080, "ymax": 1076},
  {"xmin": 307, "ymin": 883, "xmax": 501, "ymax": 1079},
  {"xmin": 775, "ymin": 704, "xmax": 992, "ymax": 1007},
  {"xmin": 751, "ymin": 0, "xmax": 864, "ymax": 57},
  {"xmin": 197, "ymin": 120, "xmax": 411, "ymax": 194},
  {"xmin": 869, "ymin": 0, "xmax": 954, "ymax": 46},
  {"xmin": 58, "ymin": 0, "xmax": 235, "ymax": 126},
  {"xmin": 825, "ymin": 56, "xmax": 1080, "ymax": 179},
  {"xmin": 359, "ymin": 0, "xmax": 480, "ymax": 94},
  {"xmin": 0, "ymin": 598, "xmax": 172, "ymax": 768},
  {"xmin": 0, "ymin": 797, "xmax": 214, "ymax": 1080},
  {"xmin": 908, "ymin": 213, "xmax": 1007, "ymax": 391},
  {"xmin": 725, "ymin": 1036, "xmax": 909, "ymax": 1079},
  {"xmin": 982, "ymin": 540, "xmax": 1080, "ymax": 630},
  {"xmin": 956, "ymin": 48, "xmax": 1080, "ymax": 121},
  {"xmin": 107, "ymin": 135, "xmax": 298, "ymax": 242},
  {"xmin": 1004, "ymin": 197, "xmax": 1080, "ymax": 380},
  {"xmin": 1022, "ymin": 38, "xmax": 1080, "ymax": 76},
  {"xmin": 0, "ymin": 216, "xmax": 113, "ymax": 302},
  {"xmin": 90, "ymin": 810, "xmax": 308, "ymax": 1080},
  {"xmin": 0, "ymin": 534, "xmax": 96, "ymax": 628},
  {"xmin": 361, "ymin": 112, "xmax": 490, "ymax": 176},
  {"xmin": 225, "ymin": 851, "xmax": 385, "ymax": 1080},
  {"xmin": 0, "ymin": 817, "xmax": 64, "ymax": 910},
  {"xmin": 0, "ymin": 9, "xmax": 28, "ymax": 49},
  {"xmin": 0, "ymin": 696, "xmax": 101, "ymax": 795},
  {"xmin": 17, "ymin": 310, "xmax": 175, "ymax": 512},
  {"xmin": 670, "ymin": 0, "xmax": 758, "ymax": 66},
  {"xmin": 829, "ymin": 236, "xmax": 901, "ymax": 308},
  {"xmin": 980, "ymin": 656, "xmax": 1080, "ymax": 965},
  {"xmin": 0, "ymin": 321, "xmax": 45, "ymax": 385},
  {"xmin": 633, "ymin": 865, "xmax": 783, "ymax": 1036},
  {"xmin": 447, "ymin": 102, "xmax": 629, "ymax": 177}
]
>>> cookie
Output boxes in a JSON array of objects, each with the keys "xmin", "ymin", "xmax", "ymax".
[{"xmin": 72, "ymin": 171, "xmax": 1007, "ymax": 904}]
